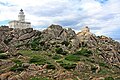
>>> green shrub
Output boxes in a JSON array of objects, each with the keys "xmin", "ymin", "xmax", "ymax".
[
  {"xmin": 55, "ymin": 48, "xmax": 68, "ymax": 55},
  {"xmin": 30, "ymin": 76, "xmax": 49, "ymax": 80},
  {"xmin": 57, "ymin": 60, "xmax": 76, "ymax": 69},
  {"xmin": 12, "ymin": 59, "xmax": 22, "ymax": 65},
  {"xmin": 10, "ymin": 59, "xmax": 24, "ymax": 72},
  {"xmin": 30, "ymin": 37, "xmax": 41, "ymax": 51},
  {"xmin": 74, "ymin": 48, "xmax": 92, "ymax": 57},
  {"xmin": 30, "ymin": 77, "xmax": 40, "ymax": 80},
  {"xmin": 46, "ymin": 64, "xmax": 55, "ymax": 69},
  {"xmin": 99, "ymin": 62, "xmax": 108, "ymax": 68},
  {"xmin": 52, "ymin": 54, "xmax": 62, "ymax": 60},
  {"xmin": 29, "ymin": 56, "xmax": 55, "ymax": 69},
  {"xmin": 99, "ymin": 69, "xmax": 109, "ymax": 74},
  {"xmin": 65, "ymin": 54, "xmax": 80, "ymax": 62},
  {"xmin": 60, "ymin": 63, "xmax": 76, "ymax": 69},
  {"xmin": 10, "ymin": 64, "xmax": 24, "ymax": 72},
  {"xmin": 104, "ymin": 77, "xmax": 114, "ymax": 80},
  {"xmin": 29, "ymin": 56, "xmax": 47, "ymax": 65},
  {"xmin": 55, "ymin": 48, "xmax": 63, "ymax": 54},
  {"xmin": 0, "ymin": 50, "xmax": 4, "ymax": 53},
  {"xmin": 0, "ymin": 54, "xmax": 8, "ymax": 59}
]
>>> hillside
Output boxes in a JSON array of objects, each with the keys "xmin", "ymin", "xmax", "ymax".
[{"xmin": 0, "ymin": 25, "xmax": 120, "ymax": 80}]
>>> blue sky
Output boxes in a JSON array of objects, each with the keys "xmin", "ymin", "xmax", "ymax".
[{"xmin": 0, "ymin": 0, "xmax": 120, "ymax": 41}]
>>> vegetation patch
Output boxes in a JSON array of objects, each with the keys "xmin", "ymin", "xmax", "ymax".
[
  {"xmin": 104, "ymin": 77, "xmax": 114, "ymax": 80},
  {"xmin": 74, "ymin": 48, "xmax": 92, "ymax": 57},
  {"xmin": 29, "ymin": 56, "xmax": 47, "ymax": 65},
  {"xmin": 0, "ymin": 50, "xmax": 5, "ymax": 53},
  {"xmin": 98, "ymin": 69, "xmax": 110, "ymax": 74},
  {"xmin": 10, "ymin": 64, "xmax": 24, "ymax": 72},
  {"xmin": 29, "ymin": 55, "xmax": 55, "ymax": 69},
  {"xmin": 99, "ymin": 62, "xmax": 109, "ymax": 68},
  {"xmin": 52, "ymin": 54, "xmax": 62, "ymax": 60},
  {"xmin": 57, "ymin": 60, "xmax": 76, "ymax": 69},
  {"xmin": 46, "ymin": 64, "xmax": 56, "ymax": 69},
  {"xmin": 0, "ymin": 53, "xmax": 8, "ymax": 59},
  {"xmin": 10, "ymin": 59, "xmax": 24, "ymax": 72},
  {"xmin": 30, "ymin": 37, "xmax": 41, "ymax": 51},
  {"xmin": 12, "ymin": 59, "xmax": 23, "ymax": 64},
  {"xmin": 65, "ymin": 54, "xmax": 80, "ymax": 62},
  {"xmin": 30, "ymin": 76, "xmax": 50, "ymax": 80},
  {"xmin": 55, "ymin": 48, "xmax": 68, "ymax": 55}
]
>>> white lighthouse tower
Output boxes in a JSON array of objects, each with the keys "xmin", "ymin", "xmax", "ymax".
[
  {"xmin": 9, "ymin": 9, "xmax": 31, "ymax": 29},
  {"xmin": 18, "ymin": 9, "xmax": 25, "ymax": 22}
]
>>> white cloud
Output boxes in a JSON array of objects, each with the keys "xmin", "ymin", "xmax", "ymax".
[{"xmin": 0, "ymin": 0, "xmax": 120, "ymax": 40}]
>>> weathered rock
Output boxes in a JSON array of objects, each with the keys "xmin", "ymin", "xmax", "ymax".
[
  {"xmin": 26, "ymin": 28, "xmax": 33, "ymax": 33},
  {"xmin": 22, "ymin": 63, "xmax": 30, "ymax": 68},
  {"xmin": 0, "ymin": 25, "xmax": 120, "ymax": 65},
  {"xmin": 0, "ymin": 72, "xmax": 14, "ymax": 80},
  {"xmin": 0, "ymin": 41, "xmax": 9, "ymax": 52},
  {"xmin": 18, "ymin": 31, "xmax": 35, "ymax": 40},
  {"xmin": 75, "ymin": 62, "xmax": 91, "ymax": 72}
]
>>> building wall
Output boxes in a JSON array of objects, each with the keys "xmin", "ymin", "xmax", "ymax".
[{"xmin": 9, "ymin": 21, "xmax": 31, "ymax": 29}]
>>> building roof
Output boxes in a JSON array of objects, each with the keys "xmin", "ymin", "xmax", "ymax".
[{"xmin": 9, "ymin": 20, "xmax": 31, "ymax": 24}]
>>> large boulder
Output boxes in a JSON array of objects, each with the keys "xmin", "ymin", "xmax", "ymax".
[
  {"xmin": 18, "ymin": 31, "xmax": 35, "ymax": 41},
  {"xmin": 75, "ymin": 62, "xmax": 91, "ymax": 72},
  {"xmin": 0, "ymin": 72, "xmax": 14, "ymax": 80}
]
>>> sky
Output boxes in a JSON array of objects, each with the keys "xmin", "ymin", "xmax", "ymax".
[{"xmin": 0, "ymin": 0, "xmax": 120, "ymax": 41}]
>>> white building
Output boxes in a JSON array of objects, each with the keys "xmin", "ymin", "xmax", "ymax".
[{"xmin": 9, "ymin": 9, "xmax": 31, "ymax": 29}]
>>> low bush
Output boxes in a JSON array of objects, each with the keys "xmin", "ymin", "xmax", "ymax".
[
  {"xmin": 12, "ymin": 59, "xmax": 22, "ymax": 65},
  {"xmin": 74, "ymin": 48, "xmax": 92, "ymax": 57},
  {"xmin": 60, "ymin": 63, "xmax": 76, "ymax": 69},
  {"xmin": 52, "ymin": 54, "xmax": 62, "ymax": 60},
  {"xmin": 104, "ymin": 77, "xmax": 114, "ymax": 80},
  {"xmin": 30, "ymin": 76, "xmax": 49, "ymax": 80},
  {"xmin": 30, "ymin": 37, "xmax": 41, "ymax": 51},
  {"xmin": 30, "ymin": 56, "xmax": 55, "ymax": 69},
  {"xmin": 57, "ymin": 60, "xmax": 76, "ymax": 69},
  {"xmin": 10, "ymin": 59, "xmax": 24, "ymax": 72},
  {"xmin": 29, "ymin": 56, "xmax": 47, "ymax": 65},
  {"xmin": 10, "ymin": 64, "xmax": 24, "ymax": 72},
  {"xmin": 55, "ymin": 48, "xmax": 68, "ymax": 55},
  {"xmin": 65, "ymin": 54, "xmax": 80, "ymax": 62},
  {"xmin": 99, "ymin": 62, "xmax": 109, "ymax": 68},
  {"xmin": 0, "ymin": 54, "xmax": 8, "ymax": 59},
  {"xmin": 99, "ymin": 69, "xmax": 109, "ymax": 74},
  {"xmin": 0, "ymin": 50, "xmax": 4, "ymax": 53},
  {"xmin": 46, "ymin": 64, "xmax": 55, "ymax": 69}
]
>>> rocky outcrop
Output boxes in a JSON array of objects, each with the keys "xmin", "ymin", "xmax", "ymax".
[
  {"xmin": 0, "ymin": 72, "xmax": 14, "ymax": 80},
  {"xmin": 75, "ymin": 62, "xmax": 91, "ymax": 72},
  {"xmin": 0, "ymin": 64, "xmax": 47, "ymax": 80},
  {"xmin": 77, "ymin": 26, "xmax": 98, "ymax": 47},
  {"xmin": 0, "ymin": 25, "xmax": 120, "ymax": 65},
  {"xmin": 0, "ymin": 25, "xmax": 120, "ymax": 80},
  {"xmin": 18, "ymin": 31, "xmax": 36, "ymax": 41},
  {"xmin": 0, "ymin": 27, "xmax": 41, "ymax": 52},
  {"xmin": 42, "ymin": 24, "xmax": 76, "ymax": 41}
]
